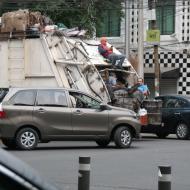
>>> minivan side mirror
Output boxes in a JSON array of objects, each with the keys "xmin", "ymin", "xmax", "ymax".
[{"xmin": 99, "ymin": 103, "xmax": 108, "ymax": 111}]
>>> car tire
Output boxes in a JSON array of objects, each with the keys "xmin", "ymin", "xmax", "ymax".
[
  {"xmin": 114, "ymin": 126, "xmax": 132, "ymax": 148},
  {"xmin": 156, "ymin": 132, "xmax": 169, "ymax": 139},
  {"xmin": 1, "ymin": 139, "xmax": 16, "ymax": 149},
  {"xmin": 176, "ymin": 123, "xmax": 189, "ymax": 140},
  {"xmin": 96, "ymin": 139, "xmax": 110, "ymax": 147},
  {"xmin": 15, "ymin": 128, "xmax": 39, "ymax": 150}
]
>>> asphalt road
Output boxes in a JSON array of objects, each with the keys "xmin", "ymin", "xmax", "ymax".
[{"xmin": 1, "ymin": 134, "xmax": 190, "ymax": 190}]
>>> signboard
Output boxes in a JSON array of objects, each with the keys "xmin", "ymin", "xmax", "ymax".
[{"xmin": 146, "ymin": 30, "xmax": 160, "ymax": 45}]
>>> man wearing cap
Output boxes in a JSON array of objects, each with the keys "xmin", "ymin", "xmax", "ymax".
[{"xmin": 98, "ymin": 37, "xmax": 126, "ymax": 69}]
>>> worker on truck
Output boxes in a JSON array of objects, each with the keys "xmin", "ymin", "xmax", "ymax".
[
  {"xmin": 98, "ymin": 37, "xmax": 125, "ymax": 69},
  {"xmin": 128, "ymin": 77, "xmax": 150, "ymax": 103}
]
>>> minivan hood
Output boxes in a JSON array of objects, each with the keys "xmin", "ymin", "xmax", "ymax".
[{"xmin": 108, "ymin": 105, "xmax": 137, "ymax": 116}]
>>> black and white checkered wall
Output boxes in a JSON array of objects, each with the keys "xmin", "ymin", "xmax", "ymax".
[{"xmin": 144, "ymin": 51, "xmax": 190, "ymax": 95}]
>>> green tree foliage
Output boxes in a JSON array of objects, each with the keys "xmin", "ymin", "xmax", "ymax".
[
  {"xmin": 36, "ymin": 0, "xmax": 124, "ymax": 37},
  {"xmin": 0, "ymin": 0, "xmax": 124, "ymax": 37}
]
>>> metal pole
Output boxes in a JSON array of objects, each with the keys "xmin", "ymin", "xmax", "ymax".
[
  {"xmin": 150, "ymin": 0, "xmax": 160, "ymax": 96},
  {"xmin": 125, "ymin": 0, "xmax": 130, "ymax": 58},
  {"xmin": 137, "ymin": 0, "xmax": 144, "ymax": 78},
  {"xmin": 78, "ymin": 156, "xmax": 91, "ymax": 190},
  {"xmin": 158, "ymin": 166, "xmax": 171, "ymax": 190},
  {"xmin": 152, "ymin": 23, "xmax": 160, "ymax": 97},
  {"xmin": 154, "ymin": 44, "xmax": 160, "ymax": 96}
]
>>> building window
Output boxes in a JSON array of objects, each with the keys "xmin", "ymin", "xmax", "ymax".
[
  {"xmin": 156, "ymin": 0, "xmax": 175, "ymax": 35},
  {"xmin": 96, "ymin": 9, "xmax": 120, "ymax": 37}
]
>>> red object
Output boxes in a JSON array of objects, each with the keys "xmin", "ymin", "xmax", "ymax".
[
  {"xmin": 0, "ymin": 111, "xmax": 6, "ymax": 118},
  {"xmin": 140, "ymin": 115, "xmax": 148, "ymax": 126},
  {"xmin": 0, "ymin": 105, "xmax": 6, "ymax": 118}
]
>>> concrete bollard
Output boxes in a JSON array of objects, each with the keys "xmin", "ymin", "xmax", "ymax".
[
  {"xmin": 78, "ymin": 156, "xmax": 91, "ymax": 190},
  {"xmin": 158, "ymin": 166, "xmax": 171, "ymax": 190}
]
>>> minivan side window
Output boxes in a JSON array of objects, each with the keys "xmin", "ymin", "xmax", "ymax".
[
  {"xmin": 37, "ymin": 90, "xmax": 68, "ymax": 107},
  {"xmin": 69, "ymin": 92, "xmax": 101, "ymax": 109},
  {"xmin": 9, "ymin": 90, "xmax": 36, "ymax": 106}
]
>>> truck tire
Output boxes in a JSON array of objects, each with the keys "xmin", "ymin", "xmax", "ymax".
[
  {"xmin": 15, "ymin": 128, "xmax": 39, "ymax": 150},
  {"xmin": 156, "ymin": 132, "xmax": 169, "ymax": 139},
  {"xmin": 114, "ymin": 126, "xmax": 132, "ymax": 148},
  {"xmin": 96, "ymin": 139, "xmax": 110, "ymax": 147},
  {"xmin": 1, "ymin": 139, "xmax": 16, "ymax": 149}
]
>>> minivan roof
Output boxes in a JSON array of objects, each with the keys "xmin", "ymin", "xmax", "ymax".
[{"xmin": 2, "ymin": 87, "xmax": 102, "ymax": 103}]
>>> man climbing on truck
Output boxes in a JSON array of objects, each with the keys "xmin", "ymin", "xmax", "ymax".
[{"xmin": 98, "ymin": 37, "xmax": 126, "ymax": 69}]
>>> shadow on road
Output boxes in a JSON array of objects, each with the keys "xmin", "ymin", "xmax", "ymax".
[{"xmin": 2, "ymin": 143, "xmax": 142, "ymax": 151}]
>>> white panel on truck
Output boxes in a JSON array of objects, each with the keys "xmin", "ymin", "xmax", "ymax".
[
  {"xmin": 24, "ymin": 39, "xmax": 54, "ymax": 76},
  {"xmin": 0, "ymin": 42, "xmax": 9, "ymax": 87}
]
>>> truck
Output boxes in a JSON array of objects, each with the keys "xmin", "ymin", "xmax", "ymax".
[{"xmin": 0, "ymin": 10, "xmax": 137, "ymax": 102}]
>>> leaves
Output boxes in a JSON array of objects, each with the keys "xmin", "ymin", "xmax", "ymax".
[
  {"xmin": 35, "ymin": 0, "xmax": 124, "ymax": 37},
  {"xmin": 0, "ymin": 0, "xmax": 124, "ymax": 37}
]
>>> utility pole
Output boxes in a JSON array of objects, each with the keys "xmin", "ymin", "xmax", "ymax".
[
  {"xmin": 137, "ymin": 0, "xmax": 144, "ymax": 78},
  {"xmin": 149, "ymin": 0, "xmax": 160, "ymax": 96},
  {"xmin": 125, "ymin": 0, "xmax": 130, "ymax": 58}
]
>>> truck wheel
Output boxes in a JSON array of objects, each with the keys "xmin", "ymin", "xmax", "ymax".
[
  {"xmin": 96, "ymin": 139, "xmax": 110, "ymax": 147},
  {"xmin": 114, "ymin": 126, "xmax": 132, "ymax": 148},
  {"xmin": 156, "ymin": 132, "xmax": 169, "ymax": 139},
  {"xmin": 176, "ymin": 123, "xmax": 189, "ymax": 140},
  {"xmin": 15, "ymin": 128, "xmax": 39, "ymax": 150},
  {"xmin": 1, "ymin": 139, "xmax": 16, "ymax": 149}
]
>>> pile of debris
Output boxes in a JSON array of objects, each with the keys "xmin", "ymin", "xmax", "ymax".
[
  {"xmin": 0, "ymin": 9, "xmax": 87, "ymax": 39},
  {"xmin": 1, "ymin": 9, "xmax": 44, "ymax": 33}
]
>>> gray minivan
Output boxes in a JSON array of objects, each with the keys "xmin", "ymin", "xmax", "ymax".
[{"xmin": 0, "ymin": 88, "xmax": 141, "ymax": 150}]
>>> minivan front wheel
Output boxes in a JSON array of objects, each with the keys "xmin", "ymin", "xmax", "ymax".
[
  {"xmin": 114, "ymin": 126, "xmax": 132, "ymax": 148},
  {"xmin": 176, "ymin": 123, "xmax": 189, "ymax": 140},
  {"xmin": 15, "ymin": 128, "xmax": 39, "ymax": 150}
]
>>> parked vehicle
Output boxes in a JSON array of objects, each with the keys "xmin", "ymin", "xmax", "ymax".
[
  {"xmin": 141, "ymin": 95, "xmax": 190, "ymax": 139},
  {"xmin": 0, "ymin": 88, "xmax": 141, "ymax": 150},
  {"xmin": 0, "ymin": 148, "xmax": 59, "ymax": 190}
]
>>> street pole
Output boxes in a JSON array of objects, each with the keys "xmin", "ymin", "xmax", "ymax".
[
  {"xmin": 78, "ymin": 156, "xmax": 91, "ymax": 190},
  {"xmin": 158, "ymin": 166, "xmax": 171, "ymax": 190},
  {"xmin": 150, "ymin": 0, "xmax": 160, "ymax": 97},
  {"xmin": 154, "ymin": 40, "xmax": 160, "ymax": 97},
  {"xmin": 137, "ymin": 0, "xmax": 144, "ymax": 78},
  {"xmin": 125, "ymin": 0, "xmax": 130, "ymax": 58}
]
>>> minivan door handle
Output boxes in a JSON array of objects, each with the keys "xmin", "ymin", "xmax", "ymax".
[
  {"xmin": 73, "ymin": 110, "xmax": 83, "ymax": 115},
  {"xmin": 37, "ymin": 108, "xmax": 46, "ymax": 113}
]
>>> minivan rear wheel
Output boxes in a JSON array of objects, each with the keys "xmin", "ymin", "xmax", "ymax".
[
  {"xmin": 114, "ymin": 126, "xmax": 132, "ymax": 148},
  {"xmin": 15, "ymin": 128, "xmax": 39, "ymax": 150}
]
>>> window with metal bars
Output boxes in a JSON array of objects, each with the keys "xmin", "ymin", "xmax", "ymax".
[
  {"xmin": 155, "ymin": 0, "xmax": 175, "ymax": 35},
  {"xmin": 96, "ymin": 9, "xmax": 120, "ymax": 37}
]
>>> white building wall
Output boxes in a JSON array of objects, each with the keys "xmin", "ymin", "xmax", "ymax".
[{"xmin": 109, "ymin": 0, "xmax": 190, "ymax": 95}]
